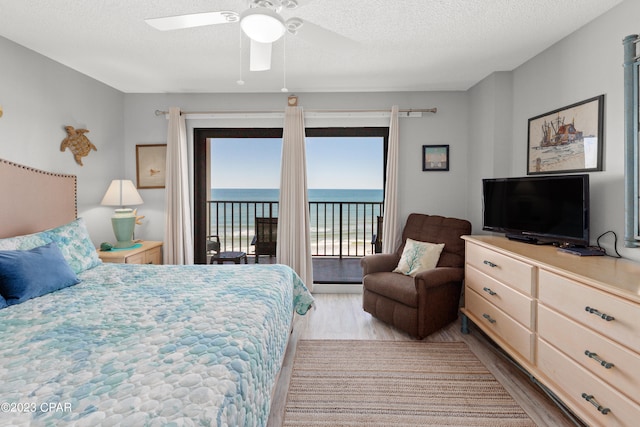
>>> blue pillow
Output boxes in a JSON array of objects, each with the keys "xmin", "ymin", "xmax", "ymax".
[
  {"xmin": 0, "ymin": 243, "xmax": 80, "ymax": 305},
  {"xmin": 0, "ymin": 294, "xmax": 7, "ymax": 309}
]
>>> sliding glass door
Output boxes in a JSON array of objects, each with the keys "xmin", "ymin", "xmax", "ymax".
[{"xmin": 193, "ymin": 127, "xmax": 388, "ymax": 266}]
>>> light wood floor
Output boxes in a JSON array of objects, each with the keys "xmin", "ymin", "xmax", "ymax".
[{"xmin": 268, "ymin": 293, "xmax": 584, "ymax": 427}]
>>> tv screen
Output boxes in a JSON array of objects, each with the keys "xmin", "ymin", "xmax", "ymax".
[{"xmin": 482, "ymin": 174, "xmax": 589, "ymax": 246}]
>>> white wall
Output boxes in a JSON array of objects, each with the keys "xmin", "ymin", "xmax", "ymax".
[
  {"xmin": 466, "ymin": 0, "xmax": 640, "ymax": 262},
  {"xmin": 509, "ymin": 0, "xmax": 639, "ymax": 262},
  {"xmin": 0, "ymin": 36, "xmax": 125, "ymax": 245},
  {"xmin": 466, "ymin": 71, "xmax": 514, "ymax": 231},
  {"xmin": 123, "ymin": 91, "xmax": 470, "ymax": 242},
  {"xmin": 4, "ymin": 0, "xmax": 639, "ymax": 263}
]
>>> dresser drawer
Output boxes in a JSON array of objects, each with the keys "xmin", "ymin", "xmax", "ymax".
[
  {"xmin": 538, "ymin": 339, "xmax": 640, "ymax": 427},
  {"xmin": 466, "ymin": 265, "xmax": 535, "ymax": 328},
  {"xmin": 98, "ymin": 241, "xmax": 163, "ymax": 265},
  {"xmin": 466, "ymin": 243, "xmax": 535, "ymax": 296},
  {"xmin": 538, "ymin": 304, "xmax": 640, "ymax": 405},
  {"xmin": 538, "ymin": 270, "xmax": 640, "ymax": 354},
  {"xmin": 126, "ymin": 245, "xmax": 161, "ymax": 264},
  {"xmin": 144, "ymin": 246, "xmax": 162, "ymax": 264},
  {"xmin": 465, "ymin": 289, "xmax": 534, "ymax": 362},
  {"xmin": 126, "ymin": 252, "xmax": 146, "ymax": 264}
]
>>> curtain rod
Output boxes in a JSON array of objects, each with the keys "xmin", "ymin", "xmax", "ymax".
[{"xmin": 154, "ymin": 107, "xmax": 437, "ymax": 116}]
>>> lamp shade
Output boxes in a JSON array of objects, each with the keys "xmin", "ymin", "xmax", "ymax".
[
  {"xmin": 101, "ymin": 180, "xmax": 143, "ymax": 207},
  {"xmin": 240, "ymin": 7, "xmax": 286, "ymax": 43}
]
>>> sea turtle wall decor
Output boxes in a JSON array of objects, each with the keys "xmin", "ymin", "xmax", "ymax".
[{"xmin": 60, "ymin": 125, "xmax": 97, "ymax": 166}]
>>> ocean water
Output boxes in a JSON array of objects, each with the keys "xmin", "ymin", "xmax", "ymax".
[
  {"xmin": 209, "ymin": 188, "xmax": 383, "ymax": 256},
  {"xmin": 211, "ymin": 188, "xmax": 383, "ymax": 202}
]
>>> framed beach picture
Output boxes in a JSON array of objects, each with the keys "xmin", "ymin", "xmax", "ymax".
[
  {"xmin": 527, "ymin": 95, "xmax": 604, "ymax": 175},
  {"xmin": 422, "ymin": 145, "xmax": 449, "ymax": 171},
  {"xmin": 136, "ymin": 144, "xmax": 166, "ymax": 189}
]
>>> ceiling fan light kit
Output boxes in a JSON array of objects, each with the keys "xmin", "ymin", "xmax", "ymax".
[{"xmin": 240, "ymin": 8, "xmax": 286, "ymax": 43}]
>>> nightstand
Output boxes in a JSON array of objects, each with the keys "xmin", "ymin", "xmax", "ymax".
[{"xmin": 98, "ymin": 241, "xmax": 163, "ymax": 264}]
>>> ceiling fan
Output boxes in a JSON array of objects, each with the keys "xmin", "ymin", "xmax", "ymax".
[{"xmin": 145, "ymin": 0, "xmax": 348, "ymax": 72}]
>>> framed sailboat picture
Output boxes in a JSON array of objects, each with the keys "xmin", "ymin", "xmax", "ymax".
[{"xmin": 527, "ymin": 95, "xmax": 604, "ymax": 175}]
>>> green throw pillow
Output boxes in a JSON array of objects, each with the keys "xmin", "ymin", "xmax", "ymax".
[{"xmin": 393, "ymin": 238, "xmax": 444, "ymax": 277}]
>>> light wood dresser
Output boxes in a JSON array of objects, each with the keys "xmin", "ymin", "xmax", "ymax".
[
  {"xmin": 461, "ymin": 235, "xmax": 640, "ymax": 427},
  {"xmin": 98, "ymin": 240, "xmax": 163, "ymax": 265}
]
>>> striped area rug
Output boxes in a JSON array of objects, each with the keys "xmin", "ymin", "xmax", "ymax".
[{"xmin": 283, "ymin": 340, "xmax": 535, "ymax": 426}]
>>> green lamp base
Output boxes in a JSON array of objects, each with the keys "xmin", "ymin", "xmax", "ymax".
[{"xmin": 111, "ymin": 215, "xmax": 136, "ymax": 249}]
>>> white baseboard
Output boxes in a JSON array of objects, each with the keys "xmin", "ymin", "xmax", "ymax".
[{"xmin": 312, "ymin": 283, "xmax": 363, "ymax": 294}]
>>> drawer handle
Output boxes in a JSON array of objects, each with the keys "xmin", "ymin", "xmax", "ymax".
[
  {"xmin": 584, "ymin": 350, "xmax": 615, "ymax": 369},
  {"xmin": 585, "ymin": 306, "xmax": 615, "ymax": 321},
  {"xmin": 483, "ymin": 287, "xmax": 497, "ymax": 296},
  {"xmin": 581, "ymin": 393, "xmax": 611, "ymax": 415},
  {"xmin": 483, "ymin": 260, "xmax": 498, "ymax": 268},
  {"xmin": 482, "ymin": 313, "xmax": 496, "ymax": 324}
]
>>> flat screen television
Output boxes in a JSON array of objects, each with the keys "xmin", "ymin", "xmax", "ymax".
[{"xmin": 482, "ymin": 174, "xmax": 590, "ymax": 246}]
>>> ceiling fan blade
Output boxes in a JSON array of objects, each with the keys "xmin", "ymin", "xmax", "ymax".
[
  {"xmin": 283, "ymin": 0, "xmax": 315, "ymax": 8},
  {"xmin": 250, "ymin": 40, "xmax": 272, "ymax": 71},
  {"xmin": 287, "ymin": 18, "xmax": 358, "ymax": 50},
  {"xmin": 145, "ymin": 11, "xmax": 239, "ymax": 31}
]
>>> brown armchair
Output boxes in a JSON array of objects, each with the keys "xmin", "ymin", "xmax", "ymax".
[{"xmin": 361, "ymin": 213, "xmax": 471, "ymax": 339}]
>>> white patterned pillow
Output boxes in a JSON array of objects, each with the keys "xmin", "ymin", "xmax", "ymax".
[
  {"xmin": 0, "ymin": 230, "xmax": 53, "ymax": 251},
  {"xmin": 45, "ymin": 218, "xmax": 101, "ymax": 274},
  {"xmin": 393, "ymin": 238, "xmax": 444, "ymax": 277}
]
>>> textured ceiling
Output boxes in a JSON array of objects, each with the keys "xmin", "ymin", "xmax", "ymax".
[{"xmin": 0, "ymin": 0, "xmax": 624, "ymax": 93}]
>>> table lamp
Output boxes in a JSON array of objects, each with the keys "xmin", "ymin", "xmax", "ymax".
[{"xmin": 101, "ymin": 179, "xmax": 143, "ymax": 248}]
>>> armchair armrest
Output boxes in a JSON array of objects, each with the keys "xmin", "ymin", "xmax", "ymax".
[
  {"xmin": 361, "ymin": 253, "xmax": 400, "ymax": 276},
  {"xmin": 414, "ymin": 267, "xmax": 464, "ymax": 290}
]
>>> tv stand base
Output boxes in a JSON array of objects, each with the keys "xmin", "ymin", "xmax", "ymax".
[{"xmin": 505, "ymin": 234, "xmax": 553, "ymax": 245}]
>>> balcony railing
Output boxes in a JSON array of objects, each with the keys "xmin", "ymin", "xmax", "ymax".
[{"xmin": 207, "ymin": 200, "xmax": 383, "ymax": 258}]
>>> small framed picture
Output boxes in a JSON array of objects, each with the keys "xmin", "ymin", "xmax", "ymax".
[
  {"xmin": 136, "ymin": 144, "xmax": 166, "ymax": 189},
  {"xmin": 422, "ymin": 145, "xmax": 449, "ymax": 171}
]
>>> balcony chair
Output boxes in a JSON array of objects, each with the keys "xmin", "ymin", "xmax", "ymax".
[
  {"xmin": 207, "ymin": 235, "xmax": 247, "ymax": 264},
  {"xmin": 370, "ymin": 215, "xmax": 383, "ymax": 254},
  {"xmin": 206, "ymin": 235, "xmax": 220, "ymax": 260},
  {"xmin": 361, "ymin": 213, "xmax": 471, "ymax": 339},
  {"xmin": 251, "ymin": 217, "xmax": 277, "ymax": 263}
]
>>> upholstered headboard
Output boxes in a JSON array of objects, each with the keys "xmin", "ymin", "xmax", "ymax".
[{"xmin": 0, "ymin": 158, "xmax": 77, "ymax": 238}]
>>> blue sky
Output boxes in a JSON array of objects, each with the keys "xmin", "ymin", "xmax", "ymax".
[{"xmin": 210, "ymin": 136, "xmax": 383, "ymax": 189}]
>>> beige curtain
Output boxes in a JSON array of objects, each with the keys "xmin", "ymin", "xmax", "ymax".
[
  {"xmin": 382, "ymin": 105, "xmax": 401, "ymax": 253},
  {"xmin": 164, "ymin": 107, "xmax": 194, "ymax": 264},
  {"xmin": 277, "ymin": 106, "xmax": 314, "ymax": 290}
]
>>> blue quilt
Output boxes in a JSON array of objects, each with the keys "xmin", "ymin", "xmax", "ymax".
[{"xmin": 0, "ymin": 263, "xmax": 314, "ymax": 426}]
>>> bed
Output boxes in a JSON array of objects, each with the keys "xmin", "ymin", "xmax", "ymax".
[{"xmin": 0, "ymin": 158, "xmax": 314, "ymax": 426}]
